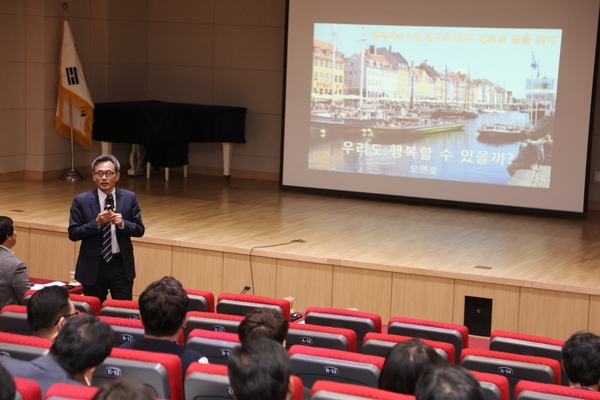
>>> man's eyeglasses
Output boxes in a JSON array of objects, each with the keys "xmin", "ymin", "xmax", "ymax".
[
  {"xmin": 54, "ymin": 311, "xmax": 80, "ymax": 326},
  {"xmin": 93, "ymin": 171, "xmax": 116, "ymax": 178}
]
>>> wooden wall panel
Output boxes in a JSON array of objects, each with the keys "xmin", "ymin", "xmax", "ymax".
[
  {"xmin": 172, "ymin": 247, "xmax": 224, "ymax": 294},
  {"xmin": 391, "ymin": 273, "xmax": 455, "ymax": 323},
  {"xmin": 332, "ymin": 266, "xmax": 392, "ymax": 321},
  {"xmin": 276, "ymin": 259, "xmax": 333, "ymax": 313},
  {"xmin": 28, "ymin": 229, "xmax": 76, "ymax": 281},
  {"xmin": 13, "ymin": 226, "xmax": 30, "ymax": 268},
  {"xmin": 222, "ymin": 253, "xmax": 276, "ymax": 297},
  {"xmin": 589, "ymin": 295, "xmax": 600, "ymax": 335},
  {"xmin": 132, "ymin": 242, "xmax": 173, "ymax": 297},
  {"xmin": 453, "ymin": 280, "xmax": 520, "ymax": 334},
  {"xmin": 519, "ymin": 287, "xmax": 589, "ymax": 340}
]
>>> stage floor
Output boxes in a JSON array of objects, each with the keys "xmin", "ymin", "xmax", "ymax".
[{"xmin": 3, "ymin": 172, "xmax": 600, "ymax": 297}]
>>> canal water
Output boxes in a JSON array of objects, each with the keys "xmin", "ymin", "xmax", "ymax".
[{"xmin": 308, "ymin": 111, "xmax": 534, "ymax": 185}]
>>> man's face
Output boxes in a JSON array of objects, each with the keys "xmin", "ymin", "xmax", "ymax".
[{"xmin": 93, "ymin": 161, "xmax": 120, "ymax": 194}]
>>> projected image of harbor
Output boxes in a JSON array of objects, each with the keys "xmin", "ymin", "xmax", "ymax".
[{"xmin": 309, "ymin": 24, "xmax": 561, "ymax": 187}]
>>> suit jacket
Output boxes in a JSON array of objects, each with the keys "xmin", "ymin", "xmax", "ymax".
[
  {"xmin": 0, "ymin": 355, "xmax": 82, "ymax": 397},
  {"xmin": 0, "ymin": 245, "xmax": 30, "ymax": 308},
  {"xmin": 68, "ymin": 188, "xmax": 144, "ymax": 286}
]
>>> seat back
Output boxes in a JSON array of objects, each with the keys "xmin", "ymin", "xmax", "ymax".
[
  {"xmin": 304, "ymin": 308, "xmax": 382, "ymax": 353},
  {"xmin": 69, "ymin": 294, "xmax": 102, "ymax": 316},
  {"xmin": 45, "ymin": 383, "xmax": 99, "ymax": 400},
  {"xmin": 93, "ymin": 347, "xmax": 182, "ymax": 400},
  {"xmin": 362, "ymin": 332, "xmax": 455, "ymax": 363},
  {"xmin": 0, "ymin": 305, "xmax": 31, "ymax": 335},
  {"xmin": 98, "ymin": 316, "xmax": 145, "ymax": 347},
  {"xmin": 289, "ymin": 344, "xmax": 385, "ymax": 389},
  {"xmin": 388, "ymin": 317, "xmax": 468, "ymax": 363},
  {"xmin": 490, "ymin": 330, "xmax": 567, "ymax": 386},
  {"xmin": 186, "ymin": 289, "xmax": 215, "ymax": 313},
  {"xmin": 309, "ymin": 380, "xmax": 415, "ymax": 399},
  {"xmin": 515, "ymin": 380, "xmax": 600, "ymax": 400},
  {"xmin": 0, "ymin": 331, "xmax": 49, "ymax": 361},
  {"xmin": 185, "ymin": 311, "xmax": 244, "ymax": 339},
  {"xmin": 461, "ymin": 348, "xmax": 561, "ymax": 400},
  {"xmin": 471, "ymin": 370, "xmax": 511, "ymax": 400},
  {"xmin": 98, "ymin": 299, "xmax": 140, "ymax": 319},
  {"xmin": 14, "ymin": 377, "xmax": 42, "ymax": 400},
  {"xmin": 287, "ymin": 323, "xmax": 357, "ymax": 352},
  {"xmin": 216, "ymin": 293, "xmax": 291, "ymax": 320},
  {"xmin": 185, "ymin": 329, "xmax": 240, "ymax": 365}
]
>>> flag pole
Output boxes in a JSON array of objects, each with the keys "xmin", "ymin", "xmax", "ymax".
[{"xmin": 59, "ymin": 2, "xmax": 85, "ymax": 182}]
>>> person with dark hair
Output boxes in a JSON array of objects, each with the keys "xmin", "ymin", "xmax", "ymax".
[
  {"xmin": 238, "ymin": 307, "xmax": 289, "ymax": 346},
  {"xmin": 0, "ymin": 314, "xmax": 112, "ymax": 397},
  {"xmin": 561, "ymin": 331, "xmax": 600, "ymax": 390},
  {"xmin": 0, "ymin": 362, "xmax": 16, "ymax": 400},
  {"xmin": 228, "ymin": 337, "xmax": 293, "ymax": 400},
  {"xmin": 68, "ymin": 154, "xmax": 145, "ymax": 302},
  {"xmin": 120, "ymin": 276, "xmax": 208, "ymax": 378},
  {"xmin": 415, "ymin": 364, "xmax": 484, "ymax": 400},
  {"xmin": 92, "ymin": 376, "xmax": 155, "ymax": 400},
  {"xmin": 378, "ymin": 339, "xmax": 444, "ymax": 395},
  {"xmin": 27, "ymin": 286, "xmax": 78, "ymax": 339},
  {"xmin": 0, "ymin": 215, "xmax": 30, "ymax": 309}
]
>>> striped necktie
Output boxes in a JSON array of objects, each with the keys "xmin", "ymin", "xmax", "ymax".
[{"xmin": 101, "ymin": 194, "xmax": 113, "ymax": 262}]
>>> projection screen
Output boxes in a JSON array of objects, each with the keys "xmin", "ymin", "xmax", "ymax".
[{"xmin": 280, "ymin": 0, "xmax": 600, "ymax": 215}]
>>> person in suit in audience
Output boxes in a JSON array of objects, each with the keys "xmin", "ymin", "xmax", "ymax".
[
  {"xmin": 120, "ymin": 276, "xmax": 208, "ymax": 379},
  {"xmin": 378, "ymin": 339, "xmax": 445, "ymax": 395},
  {"xmin": 415, "ymin": 364, "xmax": 484, "ymax": 400},
  {"xmin": 228, "ymin": 337, "xmax": 293, "ymax": 400},
  {"xmin": 561, "ymin": 331, "xmax": 600, "ymax": 390},
  {"xmin": 0, "ymin": 314, "xmax": 112, "ymax": 397},
  {"xmin": 27, "ymin": 286, "xmax": 78, "ymax": 339},
  {"xmin": 237, "ymin": 307, "xmax": 289, "ymax": 346},
  {"xmin": 68, "ymin": 154, "xmax": 145, "ymax": 302},
  {"xmin": 0, "ymin": 216, "xmax": 30, "ymax": 309},
  {"xmin": 0, "ymin": 362, "xmax": 16, "ymax": 400},
  {"xmin": 92, "ymin": 376, "xmax": 155, "ymax": 400}
]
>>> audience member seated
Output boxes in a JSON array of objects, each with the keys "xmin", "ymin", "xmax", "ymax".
[
  {"xmin": 0, "ymin": 314, "xmax": 112, "ymax": 397},
  {"xmin": 238, "ymin": 307, "xmax": 289, "ymax": 346},
  {"xmin": 228, "ymin": 337, "xmax": 293, "ymax": 400},
  {"xmin": 119, "ymin": 276, "xmax": 208, "ymax": 379},
  {"xmin": 0, "ymin": 216, "xmax": 30, "ymax": 309},
  {"xmin": 27, "ymin": 286, "xmax": 78, "ymax": 339},
  {"xmin": 561, "ymin": 331, "xmax": 600, "ymax": 391},
  {"xmin": 0, "ymin": 362, "xmax": 16, "ymax": 400},
  {"xmin": 415, "ymin": 364, "xmax": 484, "ymax": 400},
  {"xmin": 92, "ymin": 376, "xmax": 155, "ymax": 400},
  {"xmin": 379, "ymin": 338, "xmax": 445, "ymax": 395}
]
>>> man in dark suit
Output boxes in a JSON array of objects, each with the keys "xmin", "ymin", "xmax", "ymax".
[
  {"xmin": 68, "ymin": 155, "xmax": 144, "ymax": 302},
  {"xmin": 0, "ymin": 216, "xmax": 30, "ymax": 309}
]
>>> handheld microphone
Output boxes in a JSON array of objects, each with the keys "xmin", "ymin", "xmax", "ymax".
[{"xmin": 104, "ymin": 194, "xmax": 115, "ymax": 211}]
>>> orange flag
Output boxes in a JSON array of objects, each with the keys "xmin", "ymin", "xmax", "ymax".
[{"xmin": 55, "ymin": 20, "xmax": 94, "ymax": 150}]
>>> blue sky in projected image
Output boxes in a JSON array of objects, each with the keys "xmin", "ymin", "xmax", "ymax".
[{"xmin": 314, "ymin": 24, "xmax": 562, "ymax": 99}]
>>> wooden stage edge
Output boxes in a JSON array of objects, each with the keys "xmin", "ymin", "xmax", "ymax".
[{"xmin": 3, "ymin": 172, "xmax": 600, "ymax": 340}]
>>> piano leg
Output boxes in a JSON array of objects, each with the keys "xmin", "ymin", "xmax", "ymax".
[
  {"xmin": 128, "ymin": 144, "xmax": 145, "ymax": 176},
  {"xmin": 222, "ymin": 143, "xmax": 233, "ymax": 179}
]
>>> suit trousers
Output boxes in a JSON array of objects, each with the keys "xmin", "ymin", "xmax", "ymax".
[{"xmin": 82, "ymin": 253, "xmax": 133, "ymax": 303}]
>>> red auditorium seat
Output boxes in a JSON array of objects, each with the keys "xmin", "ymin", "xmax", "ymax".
[
  {"xmin": 461, "ymin": 348, "xmax": 561, "ymax": 400},
  {"xmin": 98, "ymin": 315, "xmax": 184, "ymax": 347},
  {"xmin": 185, "ymin": 311, "xmax": 244, "ymax": 339},
  {"xmin": 362, "ymin": 332, "xmax": 456, "ymax": 363},
  {"xmin": 0, "ymin": 331, "xmax": 50, "ymax": 360},
  {"xmin": 14, "ymin": 377, "xmax": 42, "ymax": 400},
  {"xmin": 94, "ymin": 347, "xmax": 182, "ymax": 400},
  {"xmin": 185, "ymin": 288, "xmax": 215, "ymax": 313},
  {"xmin": 45, "ymin": 383, "xmax": 99, "ymax": 399},
  {"xmin": 0, "ymin": 304, "xmax": 30, "ymax": 335},
  {"xmin": 515, "ymin": 380, "xmax": 600, "ymax": 400},
  {"xmin": 490, "ymin": 329, "xmax": 567, "ymax": 386},
  {"xmin": 471, "ymin": 370, "xmax": 510, "ymax": 400},
  {"xmin": 387, "ymin": 316, "xmax": 468, "ymax": 363},
  {"xmin": 98, "ymin": 299, "xmax": 140, "ymax": 319},
  {"xmin": 304, "ymin": 307, "xmax": 382, "ymax": 353},
  {"xmin": 184, "ymin": 363, "xmax": 304, "ymax": 400},
  {"xmin": 186, "ymin": 329, "xmax": 240, "ymax": 365},
  {"xmin": 310, "ymin": 380, "xmax": 415, "ymax": 399},
  {"xmin": 287, "ymin": 322, "xmax": 357, "ymax": 352},
  {"xmin": 216, "ymin": 292, "xmax": 291, "ymax": 320},
  {"xmin": 22, "ymin": 290, "xmax": 101, "ymax": 316},
  {"xmin": 288, "ymin": 344, "xmax": 385, "ymax": 389}
]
